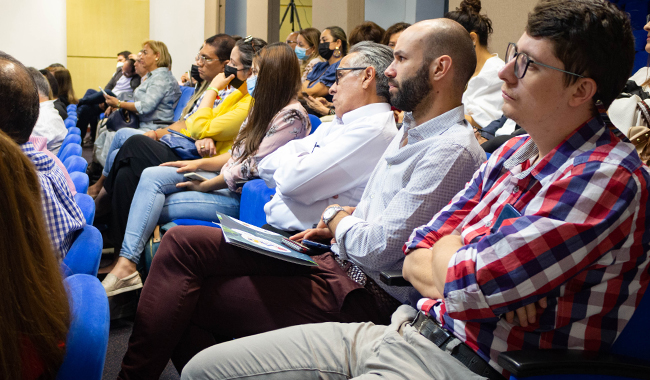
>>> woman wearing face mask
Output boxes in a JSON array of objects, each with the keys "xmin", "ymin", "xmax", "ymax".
[
  {"xmin": 301, "ymin": 26, "xmax": 347, "ymax": 101},
  {"xmin": 295, "ymin": 27, "xmax": 324, "ymax": 81},
  {"xmin": 101, "ymin": 42, "xmax": 311, "ymax": 297},
  {"xmin": 95, "ymin": 37, "xmax": 265, "ymax": 272}
]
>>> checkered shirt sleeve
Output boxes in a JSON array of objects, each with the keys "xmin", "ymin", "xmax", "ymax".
[
  {"xmin": 404, "ymin": 117, "xmax": 650, "ymax": 374},
  {"xmin": 21, "ymin": 143, "xmax": 85, "ymax": 259}
]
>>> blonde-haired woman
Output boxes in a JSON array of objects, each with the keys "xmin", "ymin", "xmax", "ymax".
[
  {"xmin": 90, "ymin": 40, "xmax": 181, "ymax": 197},
  {"xmin": 0, "ymin": 130, "xmax": 70, "ymax": 379}
]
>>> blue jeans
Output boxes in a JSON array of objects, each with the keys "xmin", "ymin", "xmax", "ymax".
[
  {"xmin": 102, "ymin": 128, "xmax": 145, "ymax": 176},
  {"xmin": 120, "ymin": 165, "xmax": 241, "ymax": 264}
]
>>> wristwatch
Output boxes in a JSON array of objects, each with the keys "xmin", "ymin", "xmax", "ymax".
[{"xmin": 322, "ymin": 205, "xmax": 345, "ymax": 226}]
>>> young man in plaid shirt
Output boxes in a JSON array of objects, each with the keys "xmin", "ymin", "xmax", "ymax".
[{"xmin": 179, "ymin": 1, "xmax": 650, "ymax": 380}]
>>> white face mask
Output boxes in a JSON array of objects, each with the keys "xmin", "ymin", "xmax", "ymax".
[{"xmin": 117, "ymin": 61, "xmax": 125, "ymax": 68}]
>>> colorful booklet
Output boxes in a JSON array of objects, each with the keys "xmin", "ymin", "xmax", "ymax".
[{"xmin": 217, "ymin": 213, "xmax": 318, "ymax": 266}]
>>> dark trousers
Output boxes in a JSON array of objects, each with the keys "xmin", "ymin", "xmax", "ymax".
[
  {"xmin": 117, "ymin": 226, "xmax": 393, "ymax": 379},
  {"xmin": 103, "ymin": 135, "xmax": 180, "ymax": 253},
  {"xmin": 77, "ymin": 89, "xmax": 116, "ymax": 140}
]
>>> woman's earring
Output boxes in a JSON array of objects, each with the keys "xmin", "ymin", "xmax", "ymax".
[{"xmin": 333, "ymin": 47, "xmax": 341, "ymax": 59}]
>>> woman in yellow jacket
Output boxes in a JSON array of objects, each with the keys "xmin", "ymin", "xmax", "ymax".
[{"xmin": 98, "ymin": 37, "xmax": 267, "ymax": 273}]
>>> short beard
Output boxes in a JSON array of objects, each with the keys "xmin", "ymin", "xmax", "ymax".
[{"xmin": 389, "ymin": 63, "xmax": 432, "ymax": 112}]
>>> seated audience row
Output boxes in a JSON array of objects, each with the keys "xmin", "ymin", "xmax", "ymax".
[{"xmin": 178, "ymin": 1, "xmax": 650, "ymax": 379}]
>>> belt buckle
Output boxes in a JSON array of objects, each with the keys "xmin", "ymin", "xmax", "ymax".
[{"xmin": 412, "ymin": 311, "xmax": 454, "ymax": 349}]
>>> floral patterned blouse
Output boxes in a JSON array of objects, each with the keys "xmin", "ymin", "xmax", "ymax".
[{"xmin": 221, "ymin": 100, "xmax": 311, "ymax": 192}]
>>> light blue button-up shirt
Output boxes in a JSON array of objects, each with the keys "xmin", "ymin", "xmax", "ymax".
[{"xmin": 134, "ymin": 67, "xmax": 181, "ymax": 131}]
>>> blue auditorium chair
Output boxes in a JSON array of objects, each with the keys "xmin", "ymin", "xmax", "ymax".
[
  {"xmin": 57, "ymin": 142, "xmax": 82, "ymax": 161},
  {"xmin": 56, "ymin": 274, "xmax": 109, "ymax": 380},
  {"xmin": 63, "ymin": 155, "xmax": 88, "ymax": 174},
  {"xmin": 239, "ymin": 179, "xmax": 276, "ymax": 227},
  {"xmin": 66, "ymin": 126, "xmax": 81, "ymax": 136},
  {"xmin": 74, "ymin": 193, "xmax": 95, "ymax": 225},
  {"xmin": 174, "ymin": 86, "xmax": 196, "ymax": 121},
  {"xmin": 61, "ymin": 225, "xmax": 102, "ymax": 278},
  {"xmin": 308, "ymin": 114, "xmax": 322, "ymax": 135},
  {"xmin": 60, "ymin": 133, "xmax": 81, "ymax": 152},
  {"xmin": 64, "ymin": 118, "xmax": 77, "ymax": 129},
  {"xmin": 70, "ymin": 172, "xmax": 89, "ymax": 194},
  {"xmin": 66, "ymin": 104, "xmax": 77, "ymax": 113},
  {"xmin": 499, "ymin": 289, "xmax": 650, "ymax": 380}
]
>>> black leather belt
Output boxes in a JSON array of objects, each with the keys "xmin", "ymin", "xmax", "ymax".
[{"xmin": 410, "ymin": 312, "xmax": 506, "ymax": 380}]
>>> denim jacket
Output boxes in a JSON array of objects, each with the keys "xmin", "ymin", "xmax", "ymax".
[{"xmin": 134, "ymin": 67, "xmax": 181, "ymax": 131}]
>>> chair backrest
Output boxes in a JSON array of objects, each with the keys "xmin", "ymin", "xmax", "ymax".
[
  {"xmin": 63, "ymin": 155, "xmax": 88, "ymax": 174},
  {"xmin": 61, "ymin": 225, "xmax": 102, "ymax": 278},
  {"xmin": 308, "ymin": 114, "xmax": 322, "ymax": 135},
  {"xmin": 74, "ymin": 193, "xmax": 95, "ymax": 225},
  {"xmin": 174, "ymin": 86, "xmax": 196, "ymax": 122},
  {"xmin": 70, "ymin": 172, "xmax": 89, "ymax": 194},
  {"xmin": 60, "ymin": 134, "xmax": 81, "ymax": 152},
  {"xmin": 66, "ymin": 104, "xmax": 77, "ymax": 112},
  {"xmin": 239, "ymin": 179, "xmax": 276, "ymax": 227},
  {"xmin": 610, "ymin": 287, "xmax": 650, "ymax": 361},
  {"xmin": 57, "ymin": 274, "xmax": 109, "ymax": 380},
  {"xmin": 58, "ymin": 142, "xmax": 82, "ymax": 161},
  {"xmin": 64, "ymin": 118, "xmax": 76, "ymax": 129}
]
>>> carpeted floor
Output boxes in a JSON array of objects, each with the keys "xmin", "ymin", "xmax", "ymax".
[
  {"xmin": 81, "ymin": 145, "xmax": 180, "ymax": 380},
  {"xmin": 103, "ymin": 317, "xmax": 180, "ymax": 380}
]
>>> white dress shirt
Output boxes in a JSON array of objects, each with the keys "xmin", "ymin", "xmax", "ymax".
[
  {"xmin": 331, "ymin": 106, "xmax": 486, "ymax": 304},
  {"xmin": 259, "ymin": 102, "xmax": 398, "ymax": 231},
  {"xmin": 463, "ymin": 55, "xmax": 505, "ymax": 129},
  {"xmin": 31, "ymin": 100, "xmax": 68, "ymax": 154}
]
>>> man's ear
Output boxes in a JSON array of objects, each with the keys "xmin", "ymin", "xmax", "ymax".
[
  {"xmin": 430, "ymin": 55, "xmax": 452, "ymax": 83},
  {"xmin": 361, "ymin": 66, "xmax": 376, "ymax": 90},
  {"xmin": 568, "ymin": 77, "xmax": 597, "ymax": 108}
]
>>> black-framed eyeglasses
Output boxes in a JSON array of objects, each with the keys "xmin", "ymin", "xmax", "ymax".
[
  {"xmin": 505, "ymin": 43, "xmax": 585, "ymax": 79},
  {"xmin": 335, "ymin": 67, "xmax": 368, "ymax": 85},
  {"xmin": 196, "ymin": 54, "xmax": 219, "ymax": 65}
]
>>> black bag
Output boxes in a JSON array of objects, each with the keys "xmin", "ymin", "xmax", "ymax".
[{"xmin": 106, "ymin": 108, "xmax": 140, "ymax": 131}]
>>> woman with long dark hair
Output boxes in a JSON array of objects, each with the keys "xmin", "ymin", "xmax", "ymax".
[
  {"xmin": 101, "ymin": 42, "xmax": 311, "ymax": 296},
  {"xmin": 0, "ymin": 130, "xmax": 70, "ymax": 379}
]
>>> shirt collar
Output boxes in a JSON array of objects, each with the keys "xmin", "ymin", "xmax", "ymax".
[
  {"xmin": 335, "ymin": 102, "xmax": 392, "ymax": 125},
  {"xmin": 20, "ymin": 141, "xmax": 53, "ymax": 172},
  {"xmin": 505, "ymin": 116, "xmax": 609, "ymax": 180},
  {"xmin": 401, "ymin": 105, "xmax": 466, "ymax": 145}
]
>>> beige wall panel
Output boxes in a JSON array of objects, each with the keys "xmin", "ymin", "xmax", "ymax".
[
  {"xmin": 67, "ymin": 57, "xmax": 119, "ymax": 99},
  {"xmin": 67, "ymin": 0, "xmax": 149, "ymax": 96},
  {"xmin": 247, "ymin": 0, "xmax": 281, "ymax": 43},
  {"xmin": 279, "ymin": 0, "xmax": 313, "ymax": 41},
  {"xmin": 312, "ymin": 0, "xmax": 364, "ymax": 35},
  {"xmin": 448, "ymin": 0, "xmax": 537, "ymax": 57}
]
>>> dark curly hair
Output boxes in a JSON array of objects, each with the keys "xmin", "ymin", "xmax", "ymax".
[
  {"xmin": 445, "ymin": 0, "xmax": 493, "ymax": 47},
  {"xmin": 527, "ymin": 0, "xmax": 635, "ymax": 108}
]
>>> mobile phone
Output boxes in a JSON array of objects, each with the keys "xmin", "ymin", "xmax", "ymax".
[
  {"xmin": 183, "ymin": 172, "xmax": 209, "ymax": 182},
  {"xmin": 98, "ymin": 86, "xmax": 108, "ymax": 96},
  {"xmin": 281, "ymin": 238, "xmax": 308, "ymax": 253},
  {"xmin": 302, "ymin": 239, "xmax": 331, "ymax": 253}
]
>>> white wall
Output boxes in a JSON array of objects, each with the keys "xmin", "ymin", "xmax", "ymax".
[
  {"xmin": 150, "ymin": 0, "xmax": 206, "ymax": 81},
  {"xmin": 365, "ymin": 0, "xmax": 417, "ymax": 29},
  {"xmin": 0, "ymin": 0, "xmax": 67, "ymax": 68},
  {"xmin": 364, "ymin": 0, "xmax": 446, "ymax": 29}
]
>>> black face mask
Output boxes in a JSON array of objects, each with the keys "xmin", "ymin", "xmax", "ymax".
[
  {"xmin": 224, "ymin": 64, "xmax": 245, "ymax": 89},
  {"xmin": 319, "ymin": 42, "xmax": 334, "ymax": 60},
  {"xmin": 190, "ymin": 64, "xmax": 202, "ymax": 83}
]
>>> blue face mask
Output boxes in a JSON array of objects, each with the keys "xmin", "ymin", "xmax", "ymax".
[
  {"xmin": 246, "ymin": 75, "xmax": 257, "ymax": 97},
  {"xmin": 295, "ymin": 46, "xmax": 308, "ymax": 60}
]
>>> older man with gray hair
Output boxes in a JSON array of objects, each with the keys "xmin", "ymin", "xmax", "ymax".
[
  {"xmin": 116, "ymin": 41, "xmax": 400, "ymax": 380},
  {"xmin": 27, "ymin": 67, "xmax": 68, "ymax": 154}
]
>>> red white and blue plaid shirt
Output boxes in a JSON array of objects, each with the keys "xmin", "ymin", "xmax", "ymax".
[
  {"xmin": 404, "ymin": 115, "xmax": 650, "ymax": 375},
  {"xmin": 20, "ymin": 142, "xmax": 85, "ymax": 260}
]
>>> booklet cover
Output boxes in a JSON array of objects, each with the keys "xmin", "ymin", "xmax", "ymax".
[{"xmin": 217, "ymin": 213, "xmax": 318, "ymax": 266}]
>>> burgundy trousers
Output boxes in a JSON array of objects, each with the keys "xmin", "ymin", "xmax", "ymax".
[{"xmin": 117, "ymin": 226, "xmax": 392, "ymax": 380}]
